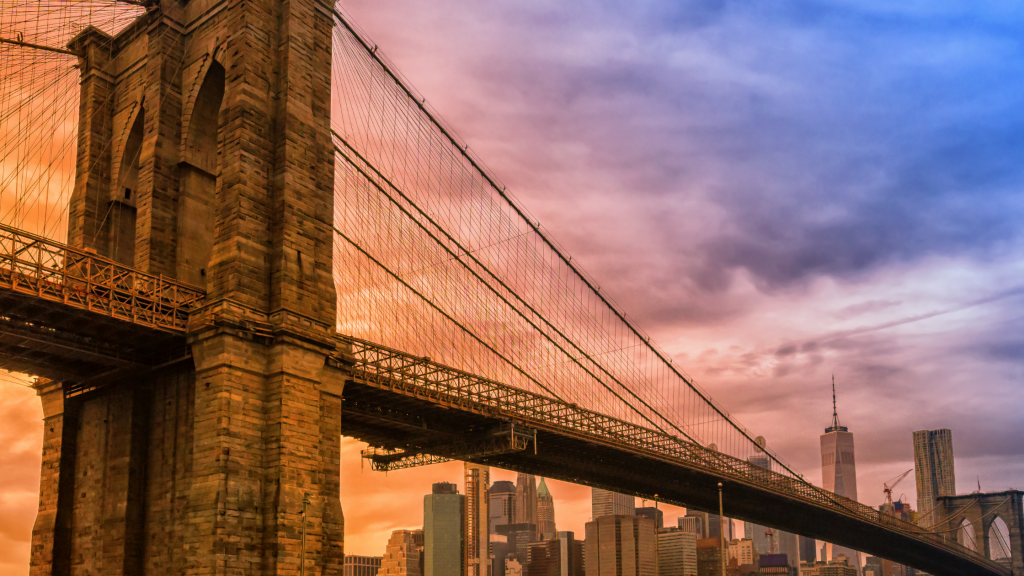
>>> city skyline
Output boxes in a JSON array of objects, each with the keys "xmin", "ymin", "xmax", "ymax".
[{"xmin": 1, "ymin": 0, "xmax": 1023, "ymax": 574}]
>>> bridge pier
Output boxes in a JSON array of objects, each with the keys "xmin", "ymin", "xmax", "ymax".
[
  {"xmin": 26, "ymin": 0, "xmax": 343, "ymax": 572},
  {"xmin": 185, "ymin": 314, "xmax": 347, "ymax": 575},
  {"xmin": 30, "ymin": 381, "xmax": 75, "ymax": 575}
]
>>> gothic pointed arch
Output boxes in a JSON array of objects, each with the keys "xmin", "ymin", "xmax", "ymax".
[
  {"xmin": 117, "ymin": 101, "xmax": 145, "ymax": 202},
  {"xmin": 175, "ymin": 59, "xmax": 225, "ymax": 288},
  {"xmin": 183, "ymin": 60, "xmax": 225, "ymax": 174},
  {"xmin": 957, "ymin": 517, "xmax": 977, "ymax": 552},
  {"xmin": 988, "ymin": 516, "xmax": 1012, "ymax": 562},
  {"xmin": 109, "ymin": 100, "xmax": 145, "ymax": 265}
]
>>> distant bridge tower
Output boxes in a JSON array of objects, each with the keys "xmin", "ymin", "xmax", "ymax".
[
  {"xmin": 30, "ymin": 0, "xmax": 345, "ymax": 574},
  {"xmin": 936, "ymin": 491, "xmax": 1024, "ymax": 575}
]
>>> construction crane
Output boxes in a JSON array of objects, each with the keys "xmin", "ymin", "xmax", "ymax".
[
  {"xmin": 764, "ymin": 528, "xmax": 778, "ymax": 554},
  {"xmin": 883, "ymin": 468, "xmax": 913, "ymax": 506}
]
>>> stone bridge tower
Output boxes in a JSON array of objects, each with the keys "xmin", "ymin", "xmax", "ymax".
[
  {"xmin": 30, "ymin": 0, "xmax": 345, "ymax": 574},
  {"xmin": 936, "ymin": 491, "xmax": 1024, "ymax": 575}
]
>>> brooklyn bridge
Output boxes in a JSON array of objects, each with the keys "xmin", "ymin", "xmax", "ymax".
[{"xmin": 0, "ymin": 1, "xmax": 1019, "ymax": 575}]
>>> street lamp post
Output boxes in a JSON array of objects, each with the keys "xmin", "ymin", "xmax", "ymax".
[
  {"xmin": 718, "ymin": 483, "xmax": 726, "ymax": 576},
  {"xmin": 654, "ymin": 494, "xmax": 659, "ymax": 576}
]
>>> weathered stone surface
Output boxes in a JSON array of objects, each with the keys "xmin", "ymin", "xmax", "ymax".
[{"xmin": 32, "ymin": 0, "xmax": 342, "ymax": 573}]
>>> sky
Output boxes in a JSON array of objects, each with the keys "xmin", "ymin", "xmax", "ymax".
[{"xmin": 2, "ymin": 0, "xmax": 1024, "ymax": 572}]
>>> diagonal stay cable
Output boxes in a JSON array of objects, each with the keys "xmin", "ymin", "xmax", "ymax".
[
  {"xmin": 335, "ymin": 225, "xmax": 574, "ymax": 410},
  {"xmin": 334, "ymin": 133, "xmax": 698, "ymax": 445},
  {"xmin": 332, "ymin": 162, "xmax": 664, "ymax": 440}
]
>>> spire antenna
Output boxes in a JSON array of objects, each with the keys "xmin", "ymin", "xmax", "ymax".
[
  {"xmin": 832, "ymin": 374, "xmax": 839, "ymax": 428},
  {"xmin": 826, "ymin": 374, "xmax": 847, "ymax": 433}
]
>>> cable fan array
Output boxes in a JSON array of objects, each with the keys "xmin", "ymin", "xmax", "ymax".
[
  {"xmin": 0, "ymin": 1, "xmax": 143, "ymax": 239},
  {"xmin": 328, "ymin": 7, "xmax": 800, "ymax": 478},
  {"xmin": 1, "ymin": 0, "xmax": 799, "ymax": 478}
]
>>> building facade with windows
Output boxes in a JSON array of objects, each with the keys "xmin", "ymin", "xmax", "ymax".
[
  {"xmin": 584, "ymin": 515, "xmax": 656, "ymax": 576},
  {"xmin": 592, "ymin": 489, "xmax": 635, "ymax": 519},
  {"xmin": 696, "ymin": 538, "xmax": 727, "ymax": 576},
  {"xmin": 465, "ymin": 464, "xmax": 492, "ymax": 576},
  {"xmin": 537, "ymin": 478, "xmax": 557, "ymax": 539},
  {"xmin": 913, "ymin": 429, "xmax": 956, "ymax": 529},
  {"xmin": 491, "ymin": 481, "xmax": 518, "ymax": 534},
  {"xmin": 657, "ymin": 527, "xmax": 698, "ymax": 576},
  {"xmin": 346, "ymin": 555, "xmax": 384, "ymax": 576},
  {"xmin": 526, "ymin": 531, "xmax": 584, "ymax": 576},
  {"xmin": 383, "ymin": 530, "xmax": 425, "ymax": 576},
  {"xmin": 426, "ymin": 483, "xmax": 465, "ymax": 576}
]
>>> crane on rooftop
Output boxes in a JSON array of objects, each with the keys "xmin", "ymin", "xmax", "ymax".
[{"xmin": 884, "ymin": 468, "xmax": 914, "ymax": 507}]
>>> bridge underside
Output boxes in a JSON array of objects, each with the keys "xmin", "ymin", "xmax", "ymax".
[
  {"xmin": 340, "ymin": 379, "xmax": 998, "ymax": 576},
  {"xmin": 0, "ymin": 290, "xmax": 187, "ymax": 384}
]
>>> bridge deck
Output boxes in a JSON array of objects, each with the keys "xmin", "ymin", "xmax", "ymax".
[
  {"xmin": 0, "ymin": 224, "xmax": 1008, "ymax": 576},
  {"xmin": 337, "ymin": 336, "xmax": 1008, "ymax": 576},
  {"xmin": 0, "ymin": 223, "xmax": 201, "ymax": 382}
]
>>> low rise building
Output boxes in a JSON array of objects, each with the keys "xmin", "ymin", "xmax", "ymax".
[
  {"xmin": 346, "ymin": 555, "xmax": 384, "ymax": 576},
  {"xmin": 798, "ymin": 556, "xmax": 857, "ymax": 576},
  {"xmin": 728, "ymin": 539, "xmax": 756, "ymax": 566},
  {"xmin": 756, "ymin": 554, "xmax": 790, "ymax": 575}
]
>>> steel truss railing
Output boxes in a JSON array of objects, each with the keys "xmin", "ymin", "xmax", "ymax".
[
  {"xmin": 339, "ymin": 334, "xmax": 1009, "ymax": 575},
  {"xmin": 0, "ymin": 223, "xmax": 205, "ymax": 332}
]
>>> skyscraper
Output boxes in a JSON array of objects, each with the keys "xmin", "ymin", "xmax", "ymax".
[
  {"xmin": 635, "ymin": 507, "xmax": 664, "ymax": 529},
  {"xmin": 913, "ymin": 429, "xmax": 956, "ymax": 529},
  {"xmin": 584, "ymin": 515, "xmax": 656, "ymax": 576},
  {"xmin": 707, "ymin": 514, "xmax": 732, "ymax": 541},
  {"xmin": 798, "ymin": 536, "xmax": 817, "ymax": 563},
  {"xmin": 491, "ymin": 481, "xmax": 518, "ymax": 534},
  {"xmin": 465, "ymin": 463, "xmax": 492, "ymax": 576},
  {"xmin": 684, "ymin": 510, "xmax": 731, "ymax": 541},
  {"xmin": 525, "ymin": 531, "xmax": 584, "ymax": 576},
  {"xmin": 491, "ymin": 481, "xmax": 518, "ymax": 576},
  {"xmin": 496, "ymin": 522, "xmax": 539, "ymax": 566},
  {"xmin": 695, "ymin": 538, "xmax": 727, "ymax": 576},
  {"xmin": 382, "ymin": 530, "xmax": 425, "ymax": 576},
  {"xmin": 591, "ymin": 488, "xmax": 634, "ymax": 519},
  {"xmin": 657, "ymin": 528, "xmax": 698, "ymax": 576},
  {"xmin": 677, "ymin": 517, "xmax": 703, "ymax": 538},
  {"xmin": 820, "ymin": 378, "xmax": 859, "ymax": 567},
  {"xmin": 425, "ymin": 482, "xmax": 464, "ymax": 576},
  {"xmin": 492, "ymin": 535, "xmax": 511, "ymax": 576},
  {"xmin": 517, "ymin": 474, "xmax": 540, "ymax": 527},
  {"xmin": 537, "ymin": 478, "xmax": 557, "ymax": 539},
  {"xmin": 743, "ymin": 446, "xmax": 800, "ymax": 564}
]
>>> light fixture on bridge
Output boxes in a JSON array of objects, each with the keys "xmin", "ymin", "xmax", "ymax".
[{"xmin": 361, "ymin": 421, "xmax": 538, "ymax": 472}]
